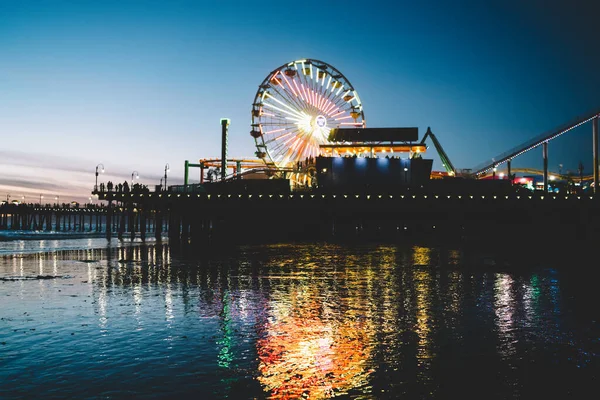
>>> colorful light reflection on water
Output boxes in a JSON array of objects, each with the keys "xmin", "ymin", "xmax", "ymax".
[
  {"xmin": 0, "ymin": 241, "xmax": 596, "ymax": 399},
  {"xmin": 257, "ymin": 286, "xmax": 375, "ymax": 398}
]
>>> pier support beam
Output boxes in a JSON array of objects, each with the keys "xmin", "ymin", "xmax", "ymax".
[
  {"xmin": 593, "ymin": 116, "xmax": 598, "ymax": 194},
  {"xmin": 140, "ymin": 208, "xmax": 146, "ymax": 241},
  {"xmin": 46, "ymin": 212, "xmax": 52, "ymax": 231},
  {"xmin": 118, "ymin": 208, "xmax": 125, "ymax": 239},
  {"xmin": 543, "ymin": 141, "xmax": 548, "ymax": 193},
  {"xmin": 155, "ymin": 209, "xmax": 163, "ymax": 241},
  {"xmin": 507, "ymin": 160, "xmax": 512, "ymax": 184},
  {"xmin": 107, "ymin": 201, "xmax": 113, "ymax": 239},
  {"xmin": 129, "ymin": 206, "xmax": 136, "ymax": 241},
  {"xmin": 181, "ymin": 217, "xmax": 189, "ymax": 241}
]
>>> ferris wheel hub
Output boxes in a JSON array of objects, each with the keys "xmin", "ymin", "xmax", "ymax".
[{"xmin": 315, "ymin": 115, "xmax": 327, "ymax": 128}]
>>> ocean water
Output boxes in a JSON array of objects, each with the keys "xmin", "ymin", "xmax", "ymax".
[{"xmin": 0, "ymin": 236, "xmax": 597, "ymax": 399}]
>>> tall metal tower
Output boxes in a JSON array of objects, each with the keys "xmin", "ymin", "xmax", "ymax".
[{"xmin": 220, "ymin": 118, "xmax": 230, "ymax": 181}]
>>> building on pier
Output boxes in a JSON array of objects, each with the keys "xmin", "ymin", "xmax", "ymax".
[{"xmin": 316, "ymin": 127, "xmax": 433, "ymax": 191}]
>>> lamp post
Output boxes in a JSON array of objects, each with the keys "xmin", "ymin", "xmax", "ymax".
[
  {"xmin": 95, "ymin": 163, "xmax": 105, "ymax": 191},
  {"xmin": 131, "ymin": 171, "xmax": 139, "ymax": 188},
  {"xmin": 404, "ymin": 167, "xmax": 408, "ymax": 183},
  {"xmin": 159, "ymin": 177, "xmax": 163, "ymax": 191},
  {"xmin": 164, "ymin": 163, "xmax": 170, "ymax": 191}
]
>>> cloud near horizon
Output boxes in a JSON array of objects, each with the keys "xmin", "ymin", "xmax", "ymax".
[{"xmin": 0, "ymin": 149, "xmax": 168, "ymax": 203}]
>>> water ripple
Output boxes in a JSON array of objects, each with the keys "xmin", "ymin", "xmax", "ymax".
[{"xmin": 0, "ymin": 242, "xmax": 596, "ymax": 399}]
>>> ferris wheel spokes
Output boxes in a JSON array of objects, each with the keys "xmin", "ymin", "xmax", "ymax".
[{"xmin": 251, "ymin": 59, "xmax": 365, "ymax": 168}]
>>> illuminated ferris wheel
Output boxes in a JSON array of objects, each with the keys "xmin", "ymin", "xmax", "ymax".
[{"xmin": 251, "ymin": 59, "xmax": 365, "ymax": 168}]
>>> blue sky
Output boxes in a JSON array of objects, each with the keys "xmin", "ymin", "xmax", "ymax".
[{"xmin": 1, "ymin": 0, "xmax": 599, "ymax": 202}]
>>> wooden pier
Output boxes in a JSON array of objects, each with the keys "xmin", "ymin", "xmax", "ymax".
[
  {"xmin": 4, "ymin": 185, "xmax": 600, "ymax": 247},
  {"xmin": 0, "ymin": 203, "xmax": 167, "ymax": 241},
  {"xmin": 95, "ymin": 186, "xmax": 600, "ymax": 246}
]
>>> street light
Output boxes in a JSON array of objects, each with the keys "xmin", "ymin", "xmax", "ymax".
[
  {"xmin": 95, "ymin": 163, "xmax": 105, "ymax": 191},
  {"xmin": 131, "ymin": 171, "xmax": 139, "ymax": 187},
  {"xmin": 164, "ymin": 163, "xmax": 170, "ymax": 191}
]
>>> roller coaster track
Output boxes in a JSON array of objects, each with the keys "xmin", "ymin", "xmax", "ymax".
[
  {"xmin": 478, "ymin": 167, "xmax": 594, "ymax": 181},
  {"xmin": 472, "ymin": 107, "xmax": 600, "ymax": 177},
  {"xmin": 221, "ymin": 166, "xmax": 295, "ymax": 181}
]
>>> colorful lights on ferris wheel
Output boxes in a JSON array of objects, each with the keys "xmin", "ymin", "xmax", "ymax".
[{"xmin": 251, "ymin": 59, "xmax": 365, "ymax": 167}]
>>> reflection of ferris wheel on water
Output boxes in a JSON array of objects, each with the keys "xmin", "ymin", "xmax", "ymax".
[{"xmin": 251, "ymin": 59, "xmax": 365, "ymax": 168}]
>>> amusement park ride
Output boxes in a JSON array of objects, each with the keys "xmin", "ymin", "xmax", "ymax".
[
  {"xmin": 184, "ymin": 58, "xmax": 599, "ymax": 194},
  {"xmin": 187, "ymin": 58, "xmax": 453, "ymax": 190},
  {"xmin": 87, "ymin": 58, "xmax": 600, "ymax": 245}
]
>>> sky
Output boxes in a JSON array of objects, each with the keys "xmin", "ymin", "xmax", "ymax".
[{"xmin": 1, "ymin": 0, "xmax": 599, "ymax": 203}]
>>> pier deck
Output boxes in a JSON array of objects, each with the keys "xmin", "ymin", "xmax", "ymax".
[{"xmin": 93, "ymin": 188, "xmax": 600, "ymax": 245}]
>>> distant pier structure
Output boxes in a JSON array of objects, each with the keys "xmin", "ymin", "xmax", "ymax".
[
  {"xmin": 0, "ymin": 204, "xmax": 106, "ymax": 232},
  {"xmin": 87, "ymin": 186, "xmax": 600, "ymax": 247},
  {"xmin": 0, "ymin": 202, "xmax": 167, "ymax": 241},
  {"xmin": 86, "ymin": 126, "xmax": 600, "ymax": 247},
  {"xmin": 4, "ymin": 117, "xmax": 600, "ymax": 248}
]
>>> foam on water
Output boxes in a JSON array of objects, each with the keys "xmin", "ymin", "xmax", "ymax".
[{"xmin": 0, "ymin": 230, "xmax": 163, "ymax": 255}]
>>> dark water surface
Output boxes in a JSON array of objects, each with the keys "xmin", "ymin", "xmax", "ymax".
[{"xmin": 0, "ymin": 241, "xmax": 597, "ymax": 399}]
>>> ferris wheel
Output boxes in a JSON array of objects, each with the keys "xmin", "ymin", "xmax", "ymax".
[{"xmin": 251, "ymin": 59, "xmax": 365, "ymax": 168}]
